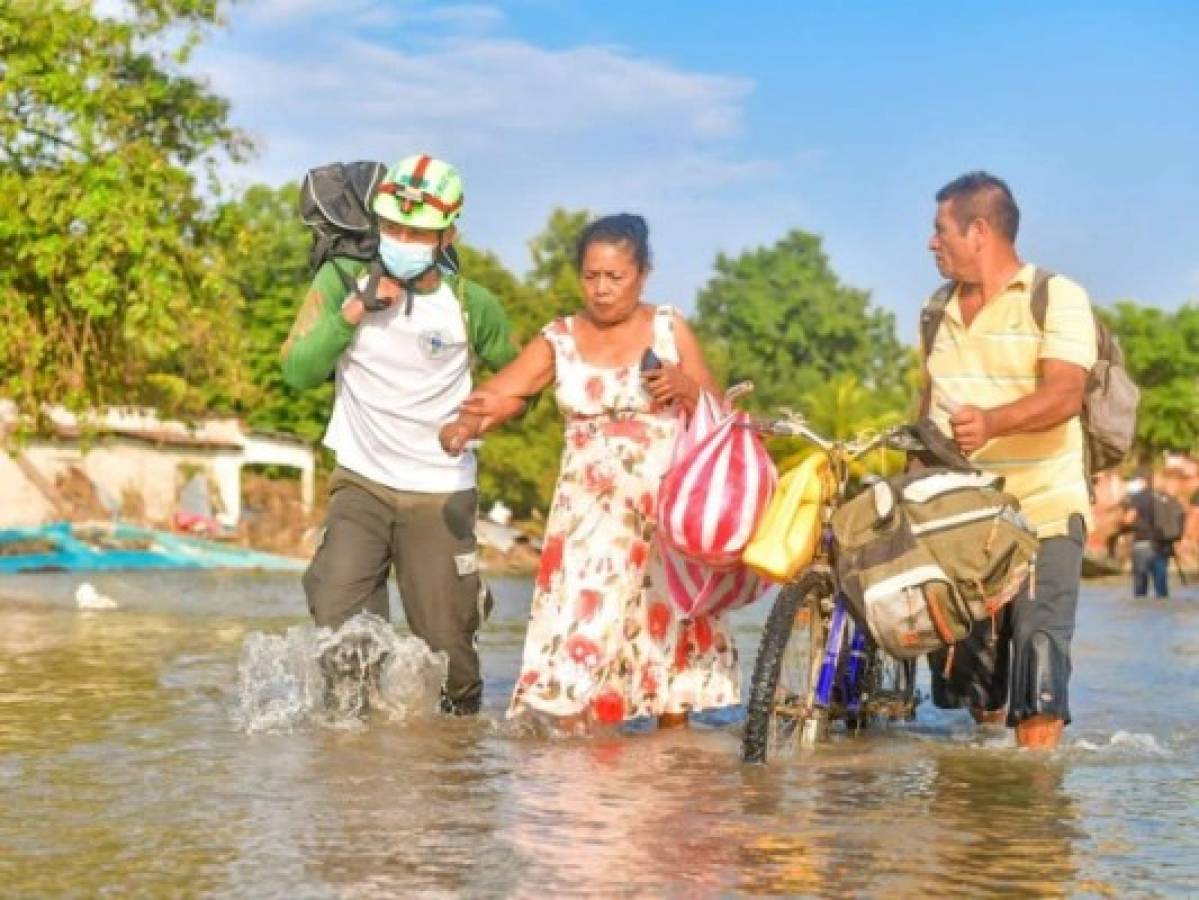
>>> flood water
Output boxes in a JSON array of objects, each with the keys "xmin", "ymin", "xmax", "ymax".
[{"xmin": 1, "ymin": 571, "xmax": 1196, "ymax": 897}]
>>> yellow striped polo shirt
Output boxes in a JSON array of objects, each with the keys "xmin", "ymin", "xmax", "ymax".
[{"xmin": 924, "ymin": 264, "xmax": 1097, "ymax": 538}]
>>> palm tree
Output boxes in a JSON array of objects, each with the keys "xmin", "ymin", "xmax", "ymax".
[{"xmin": 770, "ymin": 374, "xmax": 907, "ymax": 476}]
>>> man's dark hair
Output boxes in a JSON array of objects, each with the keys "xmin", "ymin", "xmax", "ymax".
[
  {"xmin": 935, "ymin": 171, "xmax": 1020, "ymax": 243},
  {"xmin": 575, "ymin": 213, "xmax": 652, "ymax": 272}
]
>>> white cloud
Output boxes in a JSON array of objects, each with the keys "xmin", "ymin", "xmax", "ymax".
[
  {"xmin": 243, "ymin": 0, "xmax": 374, "ymax": 23},
  {"xmin": 201, "ymin": 36, "xmax": 752, "ymax": 144},
  {"xmin": 241, "ymin": 0, "xmax": 500, "ymax": 29},
  {"xmin": 426, "ymin": 4, "xmax": 506, "ymax": 31},
  {"xmin": 242, "ymin": 0, "xmax": 335, "ymax": 24}
]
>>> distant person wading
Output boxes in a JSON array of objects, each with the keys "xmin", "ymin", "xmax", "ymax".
[{"xmin": 1120, "ymin": 469, "xmax": 1186, "ymax": 600}]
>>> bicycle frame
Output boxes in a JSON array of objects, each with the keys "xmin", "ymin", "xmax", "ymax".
[
  {"xmin": 814, "ymin": 593, "xmax": 846, "ymax": 706},
  {"xmin": 746, "ymin": 413, "xmax": 909, "ymax": 728}
]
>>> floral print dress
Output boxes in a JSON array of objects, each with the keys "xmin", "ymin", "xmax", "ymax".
[{"xmin": 508, "ymin": 306, "xmax": 740, "ymax": 723}]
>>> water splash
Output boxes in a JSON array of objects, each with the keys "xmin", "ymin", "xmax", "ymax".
[
  {"xmin": 234, "ymin": 612, "xmax": 448, "ymax": 733},
  {"xmin": 1074, "ymin": 729, "xmax": 1172, "ymax": 757}
]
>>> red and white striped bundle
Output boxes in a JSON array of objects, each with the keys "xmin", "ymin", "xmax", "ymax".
[
  {"xmin": 657, "ymin": 391, "xmax": 777, "ymax": 570},
  {"xmin": 654, "ymin": 388, "xmax": 775, "ymax": 618},
  {"xmin": 658, "ymin": 545, "xmax": 769, "ymax": 617}
]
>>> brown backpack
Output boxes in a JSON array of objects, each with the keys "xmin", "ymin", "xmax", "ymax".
[
  {"xmin": 919, "ymin": 267, "xmax": 1139, "ymax": 475},
  {"xmin": 831, "ymin": 469, "xmax": 1039, "ymax": 660}
]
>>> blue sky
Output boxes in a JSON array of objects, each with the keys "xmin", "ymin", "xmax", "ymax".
[{"xmin": 190, "ymin": 0, "xmax": 1198, "ymax": 341}]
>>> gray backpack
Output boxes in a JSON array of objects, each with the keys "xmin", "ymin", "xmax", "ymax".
[
  {"xmin": 831, "ymin": 469, "xmax": 1039, "ymax": 660},
  {"xmin": 298, "ymin": 160, "xmax": 460, "ymax": 313},
  {"xmin": 1151, "ymin": 492, "xmax": 1186, "ymax": 543},
  {"xmin": 920, "ymin": 267, "xmax": 1139, "ymax": 475}
]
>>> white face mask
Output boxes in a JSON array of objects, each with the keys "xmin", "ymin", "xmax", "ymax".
[{"xmin": 379, "ymin": 235, "xmax": 435, "ymax": 281}]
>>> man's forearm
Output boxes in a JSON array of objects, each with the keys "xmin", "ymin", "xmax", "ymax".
[
  {"xmin": 986, "ymin": 386, "xmax": 1082, "ymax": 437},
  {"xmin": 281, "ymin": 310, "xmax": 355, "ymax": 389}
]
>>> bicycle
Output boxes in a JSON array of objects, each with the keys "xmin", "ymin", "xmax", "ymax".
[{"xmin": 740, "ymin": 412, "xmax": 934, "ymax": 763}]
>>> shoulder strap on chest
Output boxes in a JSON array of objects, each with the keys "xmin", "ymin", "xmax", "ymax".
[
  {"xmin": 441, "ymin": 271, "xmax": 477, "ymax": 363},
  {"xmin": 1029, "ymin": 267, "xmax": 1056, "ymax": 331},
  {"xmin": 443, "ymin": 270, "xmax": 468, "ymax": 306},
  {"xmin": 919, "ymin": 282, "xmax": 955, "ymax": 359}
]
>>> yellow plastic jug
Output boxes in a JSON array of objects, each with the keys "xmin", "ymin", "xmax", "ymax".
[{"xmin": 742, "ymin": 451, "xmax": 836, "ymax": 582}]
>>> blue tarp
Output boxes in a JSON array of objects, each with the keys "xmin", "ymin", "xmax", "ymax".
[{"xmin": 0, "ymin": 522, "xmax": 305, "ymax": 574}]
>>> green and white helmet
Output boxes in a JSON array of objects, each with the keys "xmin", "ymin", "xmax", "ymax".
[{"xmin": 372, "ymin": 154, "xmax": 464, "ymax": 230}]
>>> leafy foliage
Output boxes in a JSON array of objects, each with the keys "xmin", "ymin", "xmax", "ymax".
[
  {"xmin": 0, "ymin": 0, "xmax": 250, "ymax": 424},
  {"xmin": 1104, "ymin": 302, "xmax": 1199, "ymax": 455},
  {"xmin": 467, "ymin": 211, "xmax": 594, "ymax": 517},
  {"xmin": 525, "ymin": 207, "xmax": 589, "ymax": 320},
  {"xmin": 693, "ymin": 231, "xmax": 907, "ymax": 416},
  {"xmin": 209, "ymin": 182, "xmax": 330, "ymax": 440},
  {"xmin": 765, "ymin": 373, "xmax": 909, "ymax": 476}
]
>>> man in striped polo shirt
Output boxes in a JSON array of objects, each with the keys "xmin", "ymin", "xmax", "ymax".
[{"xmin": 920, "ymin": 171, "xmax": 1096, "ymax": 749}]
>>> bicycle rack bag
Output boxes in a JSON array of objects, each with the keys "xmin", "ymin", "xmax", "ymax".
[{"xmin": 830, "ymin": 469, "xmax": 1039, "ymax": 659}]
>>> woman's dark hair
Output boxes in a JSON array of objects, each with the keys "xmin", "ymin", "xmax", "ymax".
[{"xmin": 574, "ymin": 213, "xmax": 652, "ymax": 272}]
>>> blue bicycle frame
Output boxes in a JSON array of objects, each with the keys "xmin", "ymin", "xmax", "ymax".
[{"xmin": 813, "ymin": 594, "xmax": 871, "ymax": 715}]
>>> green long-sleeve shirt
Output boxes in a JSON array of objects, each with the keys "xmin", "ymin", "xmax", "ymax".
[{"xmin": 281, "ymin": 258, "xmax": 519, "ymax": 390}]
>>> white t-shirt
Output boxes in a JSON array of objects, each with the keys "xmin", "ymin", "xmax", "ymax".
[{"xmin": 323, "ymin": 280, "xmax": 475, "ymax": 493}]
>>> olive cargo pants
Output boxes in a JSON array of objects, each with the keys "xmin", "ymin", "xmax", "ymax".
[{"xmin": 303, "ymin": 467, "xmax": 485, "ymax": 713}]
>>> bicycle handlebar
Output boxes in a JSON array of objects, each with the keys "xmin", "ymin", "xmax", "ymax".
[{"xmin": 739, "ymin": 414, "xmax": 903, "ymax": 461}]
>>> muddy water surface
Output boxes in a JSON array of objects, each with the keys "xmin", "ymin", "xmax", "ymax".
[{"xmin": 1, "ymin": 572, "xmax": 1196, "ymax": 896}]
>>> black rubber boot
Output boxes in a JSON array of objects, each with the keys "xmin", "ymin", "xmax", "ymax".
[{"xmin": 439, "ymin": 692, "xmax": 481, "ymax": 716}]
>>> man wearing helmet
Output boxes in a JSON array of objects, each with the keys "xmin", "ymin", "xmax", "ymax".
[{"xmin": 282, "ymin": 154, "xmax": 520, "ymax": 715}]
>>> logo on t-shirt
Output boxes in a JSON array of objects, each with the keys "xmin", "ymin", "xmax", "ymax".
[{"xmin": 419, "ymin": 329, "xmax": 458, "ymax": 360}]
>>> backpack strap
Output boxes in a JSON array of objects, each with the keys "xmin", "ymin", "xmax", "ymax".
[
  {"xmin": 919, "ymin": 281, "xmax": 956, "ymax": 360},
  {"xmin": 360, "ymin": 259, "xmax": 391, "ymax": 312},
  {"xmin": 327, "ymin": 256, "xmax": 391, "ymax": 312},
  {"xmin": 444, "ymin": 271, "xmax": 478, "ymax": 369},
  {"xmin": 329, "ymin": 258, "xmax": 356, "ymax": 295},
  {"xmin": 1028, "ymin": 267, "xmax": 1056, "ymax": 331},
  {"xmin": 918, "ymin": 282, "xmax": 954, "ymax": 414},
  {"xmin": 1025, "ymin": 266, "xmax": 1104, "ymax": 500}
]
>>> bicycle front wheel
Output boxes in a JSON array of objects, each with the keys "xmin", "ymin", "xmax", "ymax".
[{"xmin": 742, "ymin": 570, "xmax": 832, "ymax": 763}]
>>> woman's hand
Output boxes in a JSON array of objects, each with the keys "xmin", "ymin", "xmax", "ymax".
[
  {"xmin": 459, "ymin": 390, "xmax": 527, "ymax": 431},
  {"xmin": 439, "ymin": 415, "xmax": 480, "ymax": 456},
  {"xmin": 642, "ymin": 363, "xmax": 699, "ymax": 411}
]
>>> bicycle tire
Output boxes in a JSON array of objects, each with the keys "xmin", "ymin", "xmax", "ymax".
[{"xmin": 742, "ymin": 570, "xmax": 833, "ymax": 763}]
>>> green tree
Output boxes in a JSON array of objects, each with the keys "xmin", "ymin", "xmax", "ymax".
[
  {"xmin": 525, "ymin": 207, "xmax": 589, "ymax": 320},
  {"xmin": 766, "ymin": 373, "xmax": 908, "ymax": 475},
  {"xmin": 470, "ymin": 210, "xmax": 594, "ymax": 517},
  {"xmin": 457, "ymin": 243, "xmax": 540, "ymax": 343},
  {"xmin": 0, "ymin": 0, "xmax": 250, "ymax": 426},
  {"xmin": 693, "ymin": 230, "xmax": 907, "ymax": 414},
  {"xmin": 210, "ymin": 182, "xmax": 329, "ymax": 439},
  {"xmin": 474, "ymin": 399, "xmax": 563, "ymax": 520},
  {"xmin": 1104, "ymin": 301, "xmax": 1199, "ymax": 455}
]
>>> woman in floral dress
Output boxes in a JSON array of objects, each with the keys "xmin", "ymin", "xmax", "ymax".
[{"xmin": 440, "ymin": 214, "xmax": 740, "ymax": 727}]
